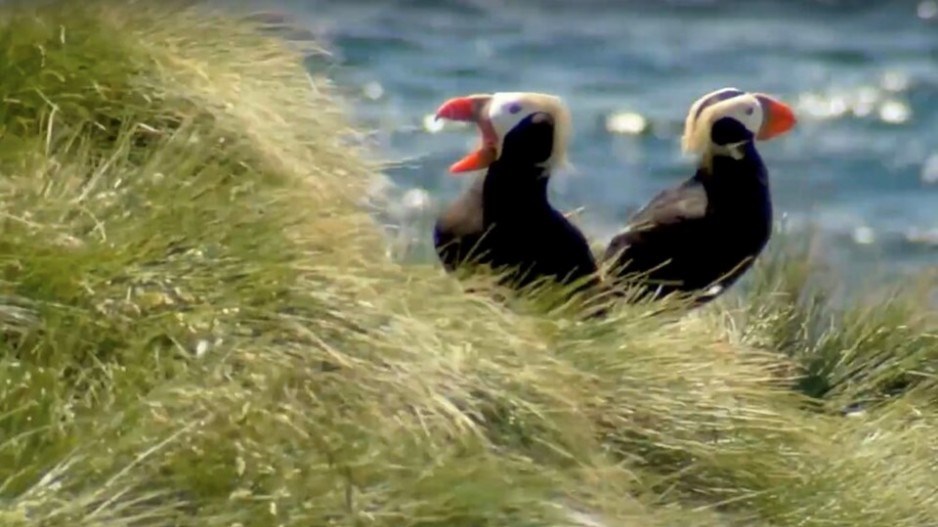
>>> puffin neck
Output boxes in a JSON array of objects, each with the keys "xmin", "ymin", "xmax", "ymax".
[
  {"xmin": 696, "ymin": 141, "xmax": 771, "ymax": 214},
  {"xmin": 482, "ymin": 158, "xmax": 551, "ymax": 218},
  {"xmin": 700, "ymin": 141, "xmax": 765, "ymax": 179}
]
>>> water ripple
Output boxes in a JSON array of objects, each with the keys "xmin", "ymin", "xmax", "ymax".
[{"xmin": 271, "ymin": 0, "xmax": 938, "ymax": 281}]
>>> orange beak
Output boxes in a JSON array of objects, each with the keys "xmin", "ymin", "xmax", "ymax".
[
  {"xmin": 434, "ymin": 94, "xmax": 499, "ymax": 174},
  {"xmin": 754, "ymin": 93, "xmax": 797, "ymax": 140}
]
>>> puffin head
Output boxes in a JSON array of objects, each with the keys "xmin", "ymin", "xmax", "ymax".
[
  {"xmin": 434, "ymin": 91, "xmax": 572, "ymax": 174},
  {"xmin": 681, "ymin": 87, "xmax": 797, "ymax": 160}
]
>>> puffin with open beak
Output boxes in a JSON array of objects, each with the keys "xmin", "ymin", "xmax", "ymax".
[
  {"xmin": 602, "ymin": 87, "xmax": 797, "ymax": 305},
  {"xmin": 431, "ymin": 91, "xmax": 602, "ymax": 298}
]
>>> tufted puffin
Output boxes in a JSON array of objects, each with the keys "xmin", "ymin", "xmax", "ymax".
[
  {"xmin": 602, "ymin": 87, "xmax": 797, "ymax": 306},
  {"xmin": 431, "ymin": 92, "xmax": 602, "ymax": 299}
]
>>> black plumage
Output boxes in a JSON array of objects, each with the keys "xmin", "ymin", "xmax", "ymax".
[
  {"xmin": 433, "ymin": 112, "xmax": 601, "ymax": 297},
  {"xmin": 603, "ymin": 89, "xmax": 796, "ymax": 306},
  {"xmin": 603, "ymin": 141, "xmax": 772, "ymax": 305}
]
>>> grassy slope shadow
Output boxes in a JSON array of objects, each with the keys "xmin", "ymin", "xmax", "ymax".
[
  {"xmin": 0, "ymin": 2, "xmax": 937, "ymax": 527},
  {"xmin": 725, "ymin": 231, "xmax": 938, "ymax": 412}
]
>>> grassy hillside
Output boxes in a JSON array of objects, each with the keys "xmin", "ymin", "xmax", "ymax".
[{"xmin": 0, "ymin": 1, "xmax": 936, "ymax": 526}]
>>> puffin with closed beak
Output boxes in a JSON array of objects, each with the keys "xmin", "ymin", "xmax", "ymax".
[
  {"xmin": 603, "ymin": 87, "xmax": 797, "ymax": 305},
  {"xmin": 431, "ymin": 91, "xmax": 602, "ymax": 298}
]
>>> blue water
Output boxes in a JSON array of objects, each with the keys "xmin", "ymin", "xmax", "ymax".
[{"xmin": 253, "ymin": 0, "xmax": 938, "ymax": 283}]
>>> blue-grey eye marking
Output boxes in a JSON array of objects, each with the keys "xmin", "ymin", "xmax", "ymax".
[
  {"xmin": 507, "ymin": 102, "xmax": 522, "ymax": 114},
  {"xmin": 693, "ymin": 88, "xmax": 745, "ymax": 120},
  {"xmin": 745, "ymin": 106, "xmax": 754, "ymax": 115}
]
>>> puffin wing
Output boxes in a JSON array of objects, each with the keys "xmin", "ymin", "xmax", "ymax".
[
  {"xmin": 433, "ymin": 175, "xmax": 487, "ymax": 272},
  {"xmin": 602, "ymin": 180, "xmax": 709, "ymax": 263}
]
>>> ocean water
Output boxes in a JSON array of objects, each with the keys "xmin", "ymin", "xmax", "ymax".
[{"xmin": 251, "ymin": 0, "xmax": 938, "ymax": 284}]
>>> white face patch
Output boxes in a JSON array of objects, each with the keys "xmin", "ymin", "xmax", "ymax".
[
  {"xmin": 486, "ymin": 92, "xmax": 535, "ymax": 144},
  {"xmin": 482, "ymin": 92, "xmax": 571, "ymax": 170},
  {"xmin": 682, "ymin": 89, "xmax": 766, "ymax": 156},
  {"xmin": 687, "ymin": 87, "xmax": 745, "ymax": 127},
  {"xmin": 708, "ymin": 94, "xmax": 764, "ymax": 140},
  {"xmin": 486, "ymin": 92, "xmax": 571, "ymax": 167}
]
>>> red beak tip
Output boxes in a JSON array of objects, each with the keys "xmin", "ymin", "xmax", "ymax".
[{"xmin": 434, "ymin": 97, "xmax": 480, "ymax": 123}]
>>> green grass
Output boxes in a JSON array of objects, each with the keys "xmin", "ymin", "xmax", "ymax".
[{"xmin": 0, "ymin": 1, "xmax": 936, "ymax": 526}]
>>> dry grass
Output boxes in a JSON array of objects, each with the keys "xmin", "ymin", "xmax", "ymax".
[{"xmin": 0, "ymin": 1, "xmax": 936, "ymax": 526}]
